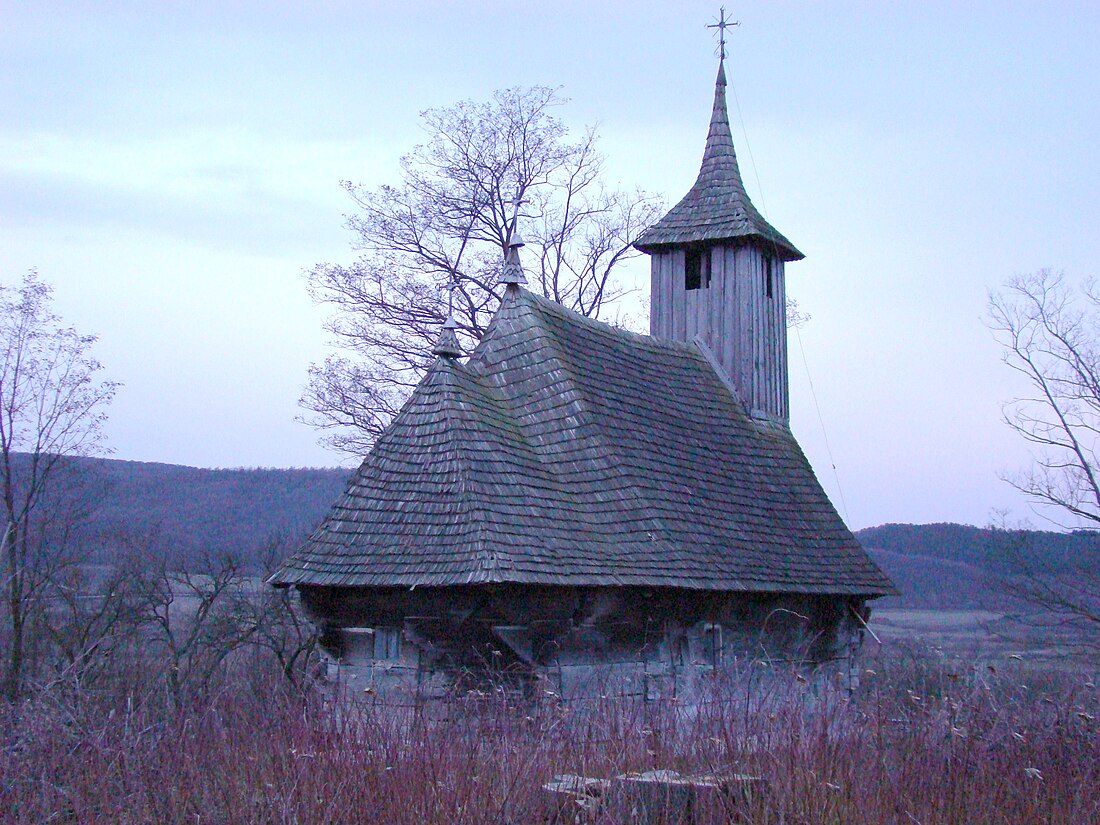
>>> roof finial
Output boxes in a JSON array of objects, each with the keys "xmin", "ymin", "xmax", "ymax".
[
  {"xmin": 435, "ymin": 269, "xmax": 462, "ymax": 358},
  {"xmin": 432, "ymin": 314, "xmax": 463, "ymax": 358},
  {"xmin": 706, "ymin": 6, "xmax": 739, "ymax": 62},
  {"xmin": 499, "ymin": 196, "xmax": 528, "ymax": 287}
]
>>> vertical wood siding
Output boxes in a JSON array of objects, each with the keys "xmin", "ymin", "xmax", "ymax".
[{"xmin": 650, "ymin": 243, "xmax": 789, "ymax": 422}]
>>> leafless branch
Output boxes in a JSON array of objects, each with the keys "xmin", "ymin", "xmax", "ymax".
[
  {"xmin": 1, "ymin": 270, "xmax": 118, "ymax": 700},
  {"xmin": 299, "ymin": 87, "xmax": 662, "ymax": 457},
  {"xmin": 987, "ymin": 269, "xmax": 1100, "ymax": 654}
]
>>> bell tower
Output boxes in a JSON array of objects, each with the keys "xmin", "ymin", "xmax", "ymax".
[{"xmin": 635, "ymin": 37, "xmax": 803, "ymax": 423}]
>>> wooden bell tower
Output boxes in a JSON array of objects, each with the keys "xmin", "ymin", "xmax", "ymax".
[{"xmin": 635, "ymin": 22, "xmax": 803, "ymax": 423}]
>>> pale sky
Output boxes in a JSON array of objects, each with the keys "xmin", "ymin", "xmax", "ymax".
[{"xmin": 3, "ymin": 1, "xmax": 1099, "ymax": 530}]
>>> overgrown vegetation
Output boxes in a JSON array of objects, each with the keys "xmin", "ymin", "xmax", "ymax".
[{"xmin": 1, "ymin": 647, "xmax": 1096, "ymax": 824}]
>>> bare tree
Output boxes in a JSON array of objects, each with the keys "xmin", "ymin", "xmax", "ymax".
[
  {"xmin": 301, "ymin": 86, "xmax": 662, "ymax": 455},
  {"xmin": 249, "ymin": 540, "xmax": 319, "ymax": 688},
  {"xmin": 0, "ymin": 270, "xmax": 118, "ymax": 700},
  {"xmin": 987, "ymin": 269, "xmax": 1100, "ymax": 652},
  {"xmin": 246, "ymin": 580, "xmax": 320, "ymax": 689},
  {"xmin": 134, "ymin": 550, "xmax": 260, "ymax": 707},
  {"xmin": 36, "ymin": 551, "xmax": 148, "ymax": 692}
]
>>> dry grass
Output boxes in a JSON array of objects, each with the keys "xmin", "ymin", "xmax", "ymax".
[{"xmin": 1, "ymin": 646, "xmax": 1097, "ymax": 825}]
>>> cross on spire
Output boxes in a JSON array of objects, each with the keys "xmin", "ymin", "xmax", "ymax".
[{"xmin": 707, "ymin": 6, "xmax": 739, "ymax": 61}]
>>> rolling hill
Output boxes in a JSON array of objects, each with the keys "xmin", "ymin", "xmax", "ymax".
[
  {"xmin": 14, "ymin": 453, "xmax": 350, "ymax": 571},
  {"xmin": 857, "ymin": 522, "xmax": 1100, "ymax": 609}
]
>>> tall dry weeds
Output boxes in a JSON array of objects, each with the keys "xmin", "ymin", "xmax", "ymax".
[{"xmin": 1, "ymin": 651, "xmax": 1096, "ymax": 824}]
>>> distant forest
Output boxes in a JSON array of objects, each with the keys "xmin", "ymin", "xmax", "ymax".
[
  {"xmin": 858, "ymin": 523, "xmax": 1100, "ymax": 609},
  {"xmin": 19, "ymin": 454, "xmax": 1098, "ymax": 604},
  {"xmin": 19, "ymin": 453, "xmax": 349, "ymax": 572}
]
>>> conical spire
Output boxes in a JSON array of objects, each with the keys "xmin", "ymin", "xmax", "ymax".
[
  {"xmin": 432, "ymin": 315, "xmax": 463, "ymax": 358},
  {"xmin": 697, "ymin": 59, "xmax": 746, "ymax": 194},
  {"xmin": 634, "ymin": 57, "xmax": 803, "ymax": 261}
]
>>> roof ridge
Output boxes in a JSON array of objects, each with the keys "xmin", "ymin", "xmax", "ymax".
[
  {"xmin": 516, "ymin": 287, "xmax": 702, "ymax": 354},
  {"xmin": 450, "ymin": 356, "xmax": 587, "ymax": 580},
  {"xmin": 466, "ymin": 284, "xmax": 522, "ymax": 366}
]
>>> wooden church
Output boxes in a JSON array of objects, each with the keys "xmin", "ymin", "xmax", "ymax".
[{"xmin": 270, "ymin": 47, "xmax": 894, "ymax": 699}]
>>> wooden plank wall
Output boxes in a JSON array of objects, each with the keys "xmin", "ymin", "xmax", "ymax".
[{"xmin": 650, "ymin": 245, "xmax": 788, "ymax": 421}]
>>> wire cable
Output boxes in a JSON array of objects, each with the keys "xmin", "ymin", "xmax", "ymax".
[
  {"xmin": 794, "ymin": 323, "xmax": 851, "ymax": 523},
  {"xmin": 729, "ymin": 74, "xmax": 852, "ymax": 523}
]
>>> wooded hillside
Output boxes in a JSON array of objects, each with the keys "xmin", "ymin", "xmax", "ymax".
[
  {"xmin": 858, "ymin": 523, "xmax": 1100, "ymax": 609},
  {"xmin": 20, "ymin": 453, "xmax": 349, "ymax": 571}
]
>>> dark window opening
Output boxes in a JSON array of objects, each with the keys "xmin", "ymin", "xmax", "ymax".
[
  {"xmin": 319, "ymin": 627, "xmax": 342, "ymax": 659},
  {"xmin": 764, "ymin": 255, "xmax": 774, "ymax": 299},
  {"xmin": 685, "ymin": 247, "xmax": 711, "ymax": 291},
  {"xmin": 685, "ymin": 249, "xmax": 701, "ymax": 290}
]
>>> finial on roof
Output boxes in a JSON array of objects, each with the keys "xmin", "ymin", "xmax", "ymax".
[
  {"xmin": 499, "ymin": 204, "xmax": 528, "ymax": 287},
  {"xmin": 432, "ymin": 315, "xmax": 463, "ymax": 358},
  {"xmin": 500, "ymin": 244, "xmax": 527, "ymax": 287},
  {"xmin": 706, "ymin": 7, "xmax": 739, "ymax": 62},
  {"xmin": 507, "ymin": 221, "xmax": 525, "ymax": 249}
]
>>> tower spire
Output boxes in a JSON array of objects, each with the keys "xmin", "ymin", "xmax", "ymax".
[
  {"xmin": 699, "ymin": 32, "xmax": 744, "ymax": 194},
  {"xmin": 634, "ymin": 12, "xmax": 802, "ymax": 424},
  {"xmin": 634, "ymin": 11, "xmax": 802, "ymax": 261}
]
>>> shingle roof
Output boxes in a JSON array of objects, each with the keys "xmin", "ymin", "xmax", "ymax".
[
  {"xmin": 271, "ymin": 286, "xmax": 893, "ymax": 597},
  {"xmin": 634, "ymin": 61, "xmax": 804, "ymax": 261}
]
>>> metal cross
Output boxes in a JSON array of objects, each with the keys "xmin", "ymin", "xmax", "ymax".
[{"xmin": 707, "ymin": 7, "xmax": 739, "ymax": 60}]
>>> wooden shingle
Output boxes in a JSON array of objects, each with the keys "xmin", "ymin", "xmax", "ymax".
[{"xmin": 271, "ymin": 286, "xmax": 893, "ymax": 597}]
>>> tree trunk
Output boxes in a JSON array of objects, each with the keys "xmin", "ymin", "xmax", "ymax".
[{"xmin": 3, "ymin": 522, "xmax": 24, "ymax": 701}]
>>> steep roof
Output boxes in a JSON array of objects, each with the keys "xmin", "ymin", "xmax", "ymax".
[
  {"xmin": 271, "ymin": 287, "xmax": 892, "ymax": 597},
  {"xmin": 634, "ymin": 61, "xmax": 804, "ymax": 261}
]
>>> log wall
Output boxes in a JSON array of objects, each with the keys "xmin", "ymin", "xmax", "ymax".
[{"xmin": 300, "ymin": 585, "xmax": 867, "ymax": 701}]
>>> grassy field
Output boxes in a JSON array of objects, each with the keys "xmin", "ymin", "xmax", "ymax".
[
  {"xmin": 872, "ymin": 608, "xmax": 1012, "ymax": 653},
  {"xmin": 870, "ymin": 607, "xmax": 1099, "ymax": 674},
  {"xmin": 2, "ymin": 607, "xmax": 1097, "ymax": 824}
]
